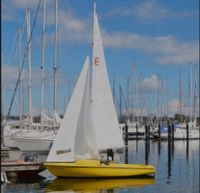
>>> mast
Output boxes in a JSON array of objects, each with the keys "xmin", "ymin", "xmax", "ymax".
[
  {"xmin": 1, "ymin": 51, "xmax": 4, "ymax": 146},
  {"xmin": 26, "ymin": 9, "xmax": 33, "ymax": 124},
  {"xmin": 18, "ymin": 27, "xmax": 23, "ymax": 127},
  {"xmin": 189, "ymin": 63, "xmax": 193, "ymax": 121},
  {"xmin": 179, "ymin": 67, "xmax": 182, "ymax": 121},
  {"xmin": 131, "ymin": 64, "xmax": 134, "ymax": 123},
  {"xmin": 1, "ymin": 51, "xmax": 4, "ymax": 120},
  {"xmin": 126, "ymin": 76, "xmax": 130, "ymax": 122},
  {"xmin": 157, "ymin": 74, "xmax": 160, "ymax": 122},
  {"xmin": 193, "ymin": 64, "xmax": 198, "ymax": 121},
  {"xmin": 133, "ymin": 64, "xmax": 138, "ymax": 124},
  {"xmin": 53, "ymin": 0, "xmax": 58, "ymax": 114},
  {"xmin": 119, "ymin": 85, "xmax": 122, "ymax": 122},
  {"xmin": 41, "ymin": 0, "xmax": 46, "ymax": 126}
]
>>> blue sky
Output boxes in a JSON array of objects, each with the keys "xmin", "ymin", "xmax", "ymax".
[{"xmin": 2, "ymin": 0, "xmax": 199, "ymax": 117}]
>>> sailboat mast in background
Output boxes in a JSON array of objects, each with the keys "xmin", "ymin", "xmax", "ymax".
[
  {"xmin": 53, "ymin": 0, "xmax": 58, "ymax": 115},
  {"xmin": 18, "ymin": 27, "xmax": 23, "ymax": 128},
  {"xmin": 178, "ymin": 67, "xmax": 182, "ymax": 120},
  {"xmin": 41, "ymin": 0, "xmax": 46, "ymax": 127},
  {"xmin": 26, "ymin": 8, "xmax": 33, "ymax": 124}
]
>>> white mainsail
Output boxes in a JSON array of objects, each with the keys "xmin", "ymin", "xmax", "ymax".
[
  {"xmin": 91, "ymin": 4, "xmax": 124, "ymax": 150},
  {"xmin": 47, "ymin": 56, "xmax": 98, "ymax": 162}
]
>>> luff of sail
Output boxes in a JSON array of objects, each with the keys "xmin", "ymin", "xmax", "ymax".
[
  {"xmin": 91, "ymin": 4, "xmax": 124, "ymax": 150},
  {"xmin": 46, "ymin": 56, "xmax": 98, "ymax": 162}
]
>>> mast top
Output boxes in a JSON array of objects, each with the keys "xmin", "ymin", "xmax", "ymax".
[{"xmin": 94, "ymin": 3, "xmax": 97, "ymax": 14}]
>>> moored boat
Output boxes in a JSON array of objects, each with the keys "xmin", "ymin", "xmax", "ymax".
[{"xmin": 44, "ymin": 3, "xmax": 155, "ymax": 178}]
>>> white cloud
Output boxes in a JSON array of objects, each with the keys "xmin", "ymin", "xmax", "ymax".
[
  {"xmin": 167, "ymin": 99, "xmax": 180, "ymax": 115},
  {"xmin": 166, "ymin": 99, "xmax": 195, "ymax": 116},
  {"xmin": 139, "ymin": 74, "xmax": 161, "ymax": 93},
  {"xmin": 2, "ymin": 65, "xmax": 26, "ymax": 89},
  {"xmin": 6, "ymin": 0, "xmax": 39, "ymax": 9},
  {"xmin": 2, "ymin": 0, "xmax": 41, "ymax": 21},
  {"xmin": 1, "ymin": 65, "xmax": 41, "ymax": 90},
  {"xmin": 2, "ymin": 65, "xmax": 69, "ymax": 90},
  {"xmin": 108, "ymin": 0, "xmax": 195, "ymax": 22},
  {"xmin": 166, "ymin": 98, "xmax": 200, "ymax": 116},
  {"xmin": 103, "ymin": 31, "xmax": 199, "ymax": 65},
  {"xmin": 55, "ymin": 9, "xmax": 90, "ymax": 44}
]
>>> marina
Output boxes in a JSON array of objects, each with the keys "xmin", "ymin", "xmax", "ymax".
[{"xmin": 1, "ymin": 0, "xmax": 199, "ymax": 192}]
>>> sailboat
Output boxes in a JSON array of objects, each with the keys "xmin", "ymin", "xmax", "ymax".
[
  {"xmin": 9, "ymin": 1, "xmax": 60, "ymax": 152},
  {"xmin": 44, "ymin": 4, "xmax": 155, "ymax": 177}
]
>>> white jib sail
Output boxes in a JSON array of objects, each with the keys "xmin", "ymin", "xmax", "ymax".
[
  {"xmin": 47, "ymin": 56, "xmax": 98, "ymax": 162},
  {"xmin": 91, "ymin": 4, "xmax": 124, "ymax": 150}
]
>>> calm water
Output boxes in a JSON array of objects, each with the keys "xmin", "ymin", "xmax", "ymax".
[{"xmin": 1, "ymin": 140, "xmax": 199, "ymax": 193}]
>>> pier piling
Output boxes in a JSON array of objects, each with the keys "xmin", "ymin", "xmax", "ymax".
[
  {"xmin": 171, "ymin": 124, "xmax": 175, "ymax": 157},
  {"xmin": 136, "ymin": 123, "xmax": 138, "ymax": 140},
  {"xmin": 186, "ymin": 123, "xmax": 189, "ymax": 158},
  {"xmin": 186, "ymin": 123, "xmax": 189, "ymax": 141},
  {"xmin": 124, "ymin": 123, "xmax": 128, "ymax": 146},
  {"xmin": 145, "ymin": 125, "xmax": 150, "ymax": 164},
  {"xmin": 167, "ymin": 123, "xmax": 172, "ymax": 140},
  {"xmin": 158, "ymin": 123, "xmax": 161, "ymax": 140},
  {"xmin": 125, "ymin": 146, "xmax": 128, "ymax": 164},
  {"xmin": 145, "ymin": 125, "xmax": 150, "ymax": 141}
]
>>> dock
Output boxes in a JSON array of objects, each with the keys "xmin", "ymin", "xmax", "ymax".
[
  {"xmin": 1, "ymin": 160, "xmax": 45, "ymax": 181},
  {"xmin": 1, "ymin": 147, "xmax": 10, "ymax": 158}
]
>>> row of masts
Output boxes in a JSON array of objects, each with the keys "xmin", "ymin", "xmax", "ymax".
[
  {"xmin": 16, "ymin": 0, "xmax": 58, "ymax": 127},
  {"xmin": 178, "ymin": 63, "xmax": 198, "ymax": 122},
  {"xmin": 115, "ymin": 63, "xmax": 198, "ymax": 124}
]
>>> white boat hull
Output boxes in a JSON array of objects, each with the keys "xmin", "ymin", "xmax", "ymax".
[
  {"xmin": 12, "ymin": 136, "xmax": 55, "ymax": 152},
  {"xmin": 174, "ymin": 128, "xmax": 199, "ymax": 140},
  {"xmin": 152, "ymin": 127, "xmax": 200, "ymax": 140},
  {"xmin": 4, "ymin": 135, "xmax": 17, "ymax": 148}
]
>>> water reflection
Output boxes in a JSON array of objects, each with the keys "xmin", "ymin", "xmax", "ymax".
[
  {"xmin": 1, "ymin": 178, "xmax": 45, "ymax": 193},
  {"xmin": 186, "ymin": 140, "xmax": 189, "ymax": 159},
  {"xmin": 167, "ymin": 139, "xmax": 172, "ymax": 181},
  {"xmin": 46, "ymin": 177, "xmax": 155, "ymax": 192}
]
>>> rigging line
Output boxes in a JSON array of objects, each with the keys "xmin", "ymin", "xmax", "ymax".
[
  {"xmin": 120, "ymin": 86, "xmax": 129, "ymax": 117},
  {"xmin": 6, "ymin": 0, "xmax": 42, "ymax": 121},
  {"xmin": 6, "ymin": 14, "xmax": 24, "ymax": 74},
  {"xmin": 13, "ymin": 18, "xmax": 26, "ymax": 64},
  {"xmin": 20, "ymin": 16, "xmax": 27, "ymax": 45},
  {"xmin": 21, "ymin": 17, "xmax": 27, "ymax": 35}
]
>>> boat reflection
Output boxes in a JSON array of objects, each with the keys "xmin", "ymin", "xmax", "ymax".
[{"xmin": 46, "ymin": 177, "xmax": 155, "ymax": 192}]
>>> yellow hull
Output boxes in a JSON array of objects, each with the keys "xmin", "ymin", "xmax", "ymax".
[
  {"xmin": 44, "ymin": 160, "xmax": 155, "ymax": 178},
  {"xmin": 46, "ymin": 177, "xmax": 155, "ymax": 191}
]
